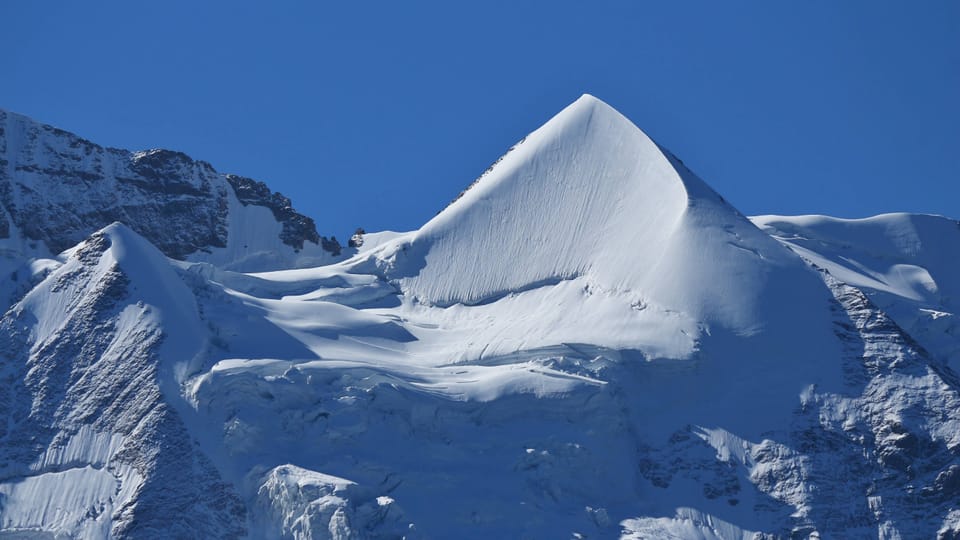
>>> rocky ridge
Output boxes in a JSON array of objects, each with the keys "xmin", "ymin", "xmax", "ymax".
[{"xmin": 0, "ymin": 109, "xmax": 340, "ymax": 266}]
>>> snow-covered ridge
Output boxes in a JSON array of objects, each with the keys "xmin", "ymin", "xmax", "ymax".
[
  {"xmin": 0, "ymin": 108, "xmax": 341, "ymax": 273},
  {"xmin": 753, "ymin": 212, "xmax": 960, "ymax": 372},
  {"xmin": 0, "ymin": 223, "xmax": 245, "ymax": 538},
  {"xmin": 2, "ymin": 95, "xmax": 960, "ymax": 539}
]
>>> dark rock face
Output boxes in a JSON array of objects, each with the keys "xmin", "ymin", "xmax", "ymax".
[
  {"xmin": 321, "ymin": 235, "xmax": 342, "ymax": 256},
  {"xmin": 224, "ymin": 174, "xmax": 335, "ymax": 252},
  {"xmin": 0, "ymin": 109, "xmax": 333, "ymax": 259},
  {"xmin": 348, "ymin": 227, "xmax": 365, "ymax": 248},
  {"xmin": 777, "ymin": 274, "xmax": 960, "ymax": 537}
]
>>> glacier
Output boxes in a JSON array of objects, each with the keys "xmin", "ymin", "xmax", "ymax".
[{"xmin": 0, "ymin": 95, "xmax": 959, "ymax": 539}]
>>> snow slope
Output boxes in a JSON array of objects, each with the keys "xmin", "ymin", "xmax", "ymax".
[
  {"xmin": 754, "ymin": 213, "xmax": 960, "ymax": 373},
  {"xmin": 2, "ymin": 96, "xmax": 960, "ymax": 539},
  {"xmin": 346, "ymin": 97, "xmax": 837, "ymax": 363},
  {"xmin": 0, "ymin": 223, "xmax": 245, "ymax": 538},
  {"xmin": 367, "ymin": 96, "xmax": 805, "ymax": 327}
]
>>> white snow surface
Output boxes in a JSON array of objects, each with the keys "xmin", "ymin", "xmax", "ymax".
[
  {"xmin": 173, "ymin": 96, "xmax": 855, "ymax": 537},
  {"xmin": 362, "ymin": 95, "xmax": 816, "ymax": 333},
  {"xmin": 753, "ymin": 213, "xmax": 960, "ymax": 372},
  {"xmin": 3, "ymin": 95, "xmax": 960, "ymax": 539}
]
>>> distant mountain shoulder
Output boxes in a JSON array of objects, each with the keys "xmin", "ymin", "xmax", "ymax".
[{"xmin": 0, "ymin": 108, "xmax": 342, "ymax": 273}]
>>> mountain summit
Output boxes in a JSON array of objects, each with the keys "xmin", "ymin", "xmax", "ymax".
[
  {"xmin": 366, "ymin": 94, "xmax": 828, "ymax": 338},
  {"xmin": 391, "ymin": 94, "xmax": 701, "ymax": 307},
  {"xmin": 1, "ymin": 97, "xmax": 960, "ymax": 539}
]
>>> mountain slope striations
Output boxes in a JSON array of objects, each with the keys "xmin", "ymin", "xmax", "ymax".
[{"xmin": 0, "ymin": 223, "xmax": 245, "ymax": 538}]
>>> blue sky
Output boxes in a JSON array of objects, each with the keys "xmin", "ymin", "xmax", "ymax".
[{"xmin": 2, "ymin": 1, "xmax": 957, "ymax": 238}]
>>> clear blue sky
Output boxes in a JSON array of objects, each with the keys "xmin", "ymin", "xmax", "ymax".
[{"xmin": 2, "ymin": 1, "xmax": 957, "ymax": 238}]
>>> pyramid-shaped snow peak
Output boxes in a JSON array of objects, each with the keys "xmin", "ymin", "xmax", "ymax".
[{"xmin": 369, "ymin": 95, "xmax": 821, "ymax": 332}]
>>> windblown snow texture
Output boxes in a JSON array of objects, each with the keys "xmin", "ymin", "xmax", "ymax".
[{"xmin": 1, "ymin": 96, "xmax": 959, "ymax": 539}]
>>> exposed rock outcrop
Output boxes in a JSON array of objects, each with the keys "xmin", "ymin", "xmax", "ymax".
[{"xmin": 0, "ymin": 109, "xmax": 336, "ymax": 263}]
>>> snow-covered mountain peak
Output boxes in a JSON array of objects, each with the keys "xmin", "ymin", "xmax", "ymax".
[
  {"xmin": 431, "ymin": 92, "xmax": 695, "ymax": 225},
  {"xmin": 361, "ymin": 95, "xmax": 821, "ymax": 339},
  {"xmin": 18, "ymin": 222, "xmax": 202, "ymax": 354}
]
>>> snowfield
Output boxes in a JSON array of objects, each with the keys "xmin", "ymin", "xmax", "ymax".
[{"xmin": 1, "ymin": 96, "xmax": 959, "ymax": 539}]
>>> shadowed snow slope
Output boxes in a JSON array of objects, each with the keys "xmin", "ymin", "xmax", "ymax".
[
  {"xmin": 754, "ymin": 213, "xmax": 960, "ymax": 372},
  {"xmin": 0, "ymin": 223, "xmax": 244, "ymax": 538}
]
